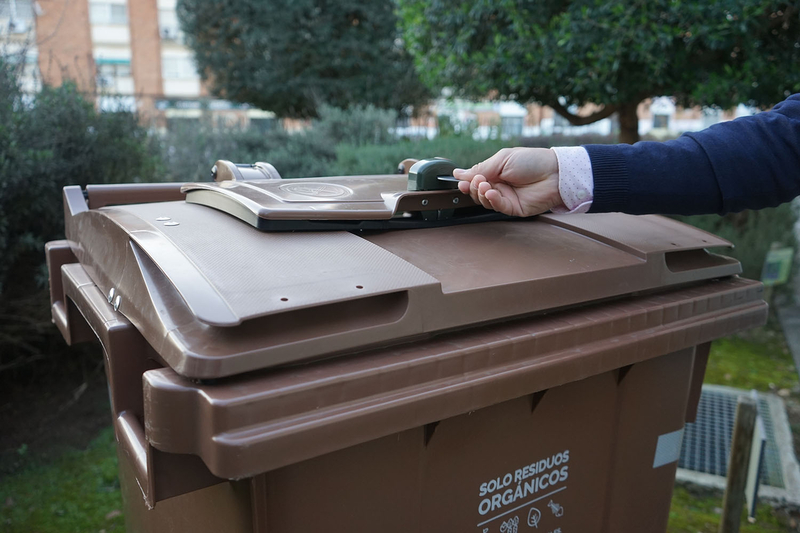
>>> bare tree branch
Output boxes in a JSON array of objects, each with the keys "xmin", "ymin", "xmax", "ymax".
[
  {"xmin": 0, "ymin": 332, "xmax": 43, "ymax": 356},
  {"xmin": 0, "ymin": 354, "xmax": 46, "ymax": 373},
  {"xmin": 548, "ymin": 100, "xmax": 618, "ymax": 126}
]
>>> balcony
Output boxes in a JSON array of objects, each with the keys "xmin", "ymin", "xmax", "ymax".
[
  {"xmin": 91, "ymin": 25, "xmax": 130, "ymax": 45},
  {"xmin": 163, "ymin": 79, "xmax": 201, "ymax": 97}
]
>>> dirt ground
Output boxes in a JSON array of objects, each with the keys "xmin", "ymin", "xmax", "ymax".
[{"xmin": 0, "ymin": 355, "xmax": 111, "ymax": 477}]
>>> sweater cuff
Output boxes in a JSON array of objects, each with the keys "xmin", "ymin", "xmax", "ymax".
[{"xmin": 583, "ymin": 144, "xmax": 630, "ymax": 213}]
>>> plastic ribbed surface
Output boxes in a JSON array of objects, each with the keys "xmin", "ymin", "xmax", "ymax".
[
  {"xmin": 541, "ymin": 213, "xmax": 731, "ymax": 256},
  {"xmin": 115, "ymin": 202, "xmax": 439, "ymax": 323},
  {"xmin": 362, "ymin": 221, "xmax": 643, "ymax": 294},
  {"xmin": 142, "ymin": 276, "xmax": 767, "ymax": 479}
]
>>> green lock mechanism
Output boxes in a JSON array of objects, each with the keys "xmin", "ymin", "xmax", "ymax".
[{"xmin": 407, "ymin": 158, "xmax": 460, "ymax": 191}]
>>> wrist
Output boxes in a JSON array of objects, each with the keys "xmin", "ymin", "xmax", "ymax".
[{"xmin": 546, "ymin": 149, "xmax": 566, "ymax": 211}]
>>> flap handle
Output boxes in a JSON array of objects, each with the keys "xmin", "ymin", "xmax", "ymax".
[{"xmin": 212, "ymin": 160, "xmax": 282, "ymax": 182}]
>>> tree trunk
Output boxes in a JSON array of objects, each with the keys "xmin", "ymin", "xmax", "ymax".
[{"xmin": 618, "ymin": 102, "xmax": 640, "ymax": 144}]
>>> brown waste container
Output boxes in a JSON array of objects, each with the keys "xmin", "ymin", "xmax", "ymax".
[{"xmin": 47, "ymin": 171, "xmax": 766, "ymax": 533}]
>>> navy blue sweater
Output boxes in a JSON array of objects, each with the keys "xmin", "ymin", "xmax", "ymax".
[{"xmin": 584, "ymin": 93, "xmax": 800, "ymax": 215}]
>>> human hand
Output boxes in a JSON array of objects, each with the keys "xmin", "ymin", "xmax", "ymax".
[{"xmin": 452, "ymin": 148, "xmax": 564, "ymax": 217}]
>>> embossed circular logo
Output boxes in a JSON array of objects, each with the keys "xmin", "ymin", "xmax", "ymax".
[{"xmin": 279, "ymin": 183, "xmax": 349, "ymax": 198}]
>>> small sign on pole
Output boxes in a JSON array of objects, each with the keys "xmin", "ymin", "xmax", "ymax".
[{"xmin": 761, "ymin": 247, "xmax": 794, "ymax": 287}]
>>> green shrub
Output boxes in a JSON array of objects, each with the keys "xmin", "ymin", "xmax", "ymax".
[
  {"xmin": 0, "ymin": 55, "xmax": 161, "ymax": 378},
  {"xmin": 330, "ymin": 134, "xmax": 621, "ymax": 175},
  {"xmin": 435, "ymin": 114, "xmax": 480, "ymax": 139},
  {"xmin": 161, "ymin": 125, "xmax": 337, "ymax": 181},
  {"xmin": 677, "ymin": 205, "xmax": 798, "ymax": 281},
  {"xmin": 331, "ymin": 137, "xmax": 513, "ymax": 175},
  {"xmin": 0, "ymin": 60, "xmax": 161, "ymax": 298},
  {"xmin": 314, "ymin": 104, "xmax": 398, "ymax": 147}
]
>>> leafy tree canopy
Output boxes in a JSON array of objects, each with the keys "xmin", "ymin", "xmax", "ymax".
[
  {"xmin": 398, "ymin": 0, "xmax": 800, "ymax": 142},
  {"xmin": 177, "ymin": 0, "xmax": 431, "ymax": 118}
]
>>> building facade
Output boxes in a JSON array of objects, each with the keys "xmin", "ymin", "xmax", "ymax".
[{"xmin": 1, "ymin": 0, "xmax": 275, "ymax": 130}]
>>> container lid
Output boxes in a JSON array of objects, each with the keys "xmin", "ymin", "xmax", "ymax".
[
  {"xmin": 180, "ymin": 159, "xmax": 509, "ymax": 231},
  {"xmin": 182, "ymin": 178, "xmax": 510, "ymax": 231},
  {"xmin": 63, "ymin": 182, "xmax": 742, "ymax": 379}
]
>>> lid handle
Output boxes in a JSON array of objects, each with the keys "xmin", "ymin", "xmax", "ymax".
[{"xmin": 212, "ymin": 160, "xmax": 283, "ymax": 182}]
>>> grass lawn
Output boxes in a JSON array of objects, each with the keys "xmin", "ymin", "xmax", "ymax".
[
  {"xmin": 1, "ymin": 326, "xmax": 796, "ymax": 532},
  {"xmin": 0, "ymin": 427, "xmax": 124, "ymax": 533},
  {"xmin": 668, "ymin": 485, "xmax": 788, "ymax": 532},
  {"xmin": 703, "ymin": 324, "xmax": 798, "ymax": 392}
]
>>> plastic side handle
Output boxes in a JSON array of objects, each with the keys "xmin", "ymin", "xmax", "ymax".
[
  {"xmin": 45, "ymin": 240, "xmax": 95, "ymax": 345},
  {"xmin": 86, "ymin": 183, "xmax": 186, "ymax": 209},
  {"xmin": 115, "ymin": 410, "xmax": 154, "ymax": 508}
]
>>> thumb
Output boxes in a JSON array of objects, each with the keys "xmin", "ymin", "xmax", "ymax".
[{"xmin": 453, "ymin": 149, "xmax": 509, "ymax": 182}]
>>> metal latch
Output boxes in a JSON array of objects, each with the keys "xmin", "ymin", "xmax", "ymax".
[{"xmin": 407, "ymin": 158, "xmax": 459, "ymax": 191}]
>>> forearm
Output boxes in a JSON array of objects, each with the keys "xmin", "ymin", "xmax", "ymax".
[{"xmin": 584, "ymin": 94, "xmax": 800, "ymax": 215}]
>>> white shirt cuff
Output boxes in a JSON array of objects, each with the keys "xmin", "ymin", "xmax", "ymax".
[{"xmin": 550, "ymin": 146, "xmax": 594, "ymax": 214}]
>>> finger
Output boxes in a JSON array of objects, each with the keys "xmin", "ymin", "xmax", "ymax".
[
  {"xmin": 457, "ymin": 180, "xmax": 470, "ymax": 195},
  {"xmin": 453, "ymin": 165, "xmax": 481, "ymax": 181},
  {"xmin": 453, "ymin": 149, "xmax": 509, "ymax": 182},
  {"xmin": 492, "ymin": 182, "xmax": 521, "ymax": 215},
  {"xmin": 470, "ymin": 175, "xmax": 486, "ymax": 205},
  {"xmin": 485, "ymin": 188, "xmax": 515, "ymax": 216},
  {"xmin": 477, "ymin": 180, "xmax": 494, "ymax": 210},
  {"xmin": 478, "ymin": 180, "xmax": 493, "ymax": 196}
]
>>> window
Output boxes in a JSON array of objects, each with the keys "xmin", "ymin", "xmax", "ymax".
[
  {"xmin": 90, "ymin": 3, "xmax": 128, "ymax": 25},
  {"xmin": 250, "ymin": 118, "xmax": 276, "ymax": 133},
  {"xmin": 552, "ymin": 112, "xmax": 570, "ymax": 133},
  {"xmin": 158, "ymin": 9, "xmax": 183, "ymax": 41},
  {"xmin": 2, "ymin": 0, "xmax": 33, "ymax": 19},
  {"xmin": 3, "ymin": 0, "xmax": 34, "ymax": 32},
  {"xmin": 158, "ymin": 8, "xmax": 178, "ymax": 27},
  {"xmin": 501, "ymin": 116, "xmax": 524, "ymax": 138},
  {"xmin": 97, "ymin": 62, "xmax": 131, "ymax": 78},
  {"xmin": 96, "ymin": 60, "xmax": 131, "ymax": 91},
  {"xmin": 167, "ymin": 117, "xmax": 200, "ymax": 132},
  {"xmin": 162, "ymin": 57, "xmax": 198, "ymax": 79},
  {"xmin": 98, "ymin": 96, "xmax": 136, "ymax": 112},
  {"xmin": 653, "ymin": 114, "xmax": 669, "ymax": 129}
]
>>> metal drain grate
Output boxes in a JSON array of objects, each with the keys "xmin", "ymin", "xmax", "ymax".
[{"xmin": 679, "ymin": 387, "xmax": 785, "ymax": 488}]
